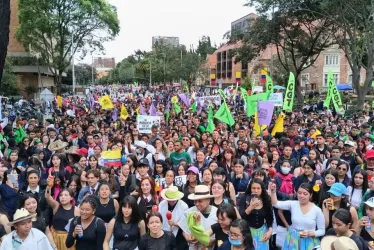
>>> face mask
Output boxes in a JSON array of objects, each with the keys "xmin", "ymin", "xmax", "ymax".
[
  {"xmin": 229, "ymin": 237, "xmax": 242, "ymax": 246},
  {"xmin": 135, "ymin": 149, "xmax": 142, "ymax": 154},
  {"xmin": 281, "ymin": 167, "xmax": 291, "ymax": 175},
  {"xmin": 248, "ymin": 151, "xmax": 254, "ymax": 156}
]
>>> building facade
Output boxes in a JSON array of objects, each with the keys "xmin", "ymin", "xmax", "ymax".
[
  {"xmin": 8, "ymin": 0, "xmax": 57, "ymax": 99},
  {"xmin": 152, "ymin": 36, "xmax": 180, "ymax": 48},
  {"xmin": 231, "ymin": 13, "xmax": 257, "ymax": 33}
]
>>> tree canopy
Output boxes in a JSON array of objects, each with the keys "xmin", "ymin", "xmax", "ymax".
[{"xmin": 16, "ymin": 0, "xmax": 120, "ymax": 94}]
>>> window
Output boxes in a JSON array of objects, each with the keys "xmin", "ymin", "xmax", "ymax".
[
  {"xmin": 323, "ymin": 73, "xmax": 339, "ymax": 87},
  {"xmin": 301, "ymin": 73, "xmax": 309, "ymax": 87},
  {"xmin": 222, "ymin": 62, "xmax": 227, "ymax": 71},
  {"xmin": 217, "ymin": 53, "xmax": 221, "ymax": 62},
  {"xmin": 227, "ymin": 72, "xmax": 232, "ymax": 79},
  {"xmin": 228, "ymin": 61, "xmax": 232, "ymax": 71},
  {"xmin": 325, "ymin": 55, "xmax": 339, "ymax": 65}
]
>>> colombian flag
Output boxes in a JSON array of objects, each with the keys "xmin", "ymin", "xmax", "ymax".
[{"xmin": 102, "ymin": 150, "xmax": 122, "ymax": 167}]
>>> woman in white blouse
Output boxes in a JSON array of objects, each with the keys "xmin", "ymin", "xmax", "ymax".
[
  {"xmin": 269, "ymin": 182, "xmax": 325, "ymax": 250},
  {"xmin": 346, "ymin": 169, "xmax": 368, "ymax": 209}
]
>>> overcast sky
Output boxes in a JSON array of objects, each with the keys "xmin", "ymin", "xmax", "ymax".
[{"xmin": 82, "ymin": 0, "xmax": 255, "ymax": 64}]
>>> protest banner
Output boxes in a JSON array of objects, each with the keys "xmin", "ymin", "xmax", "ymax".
[
  {"xmin": 195, "ymin": 96, "xmax": 221, "ymax": 106},
  {"xmin": 268, "ymin": 93, "xmax": 283, "ymax": 107},
  {"xmin": 137, "ymin": 115, "xmax": 161, "ymax": 134}
]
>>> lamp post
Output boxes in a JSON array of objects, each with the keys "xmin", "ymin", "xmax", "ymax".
[{"xmin": 71, "ymin": 33, "xmax": 76, "ymax": 94}]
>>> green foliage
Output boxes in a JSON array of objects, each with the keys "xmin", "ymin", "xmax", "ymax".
[
  {"xmin": 100, "ymin": 36, "xmax": 215, "ymax": 85},
  {"xmin": 0, "ymin": 60, "xmax": 18, "ymax": 96},
  {"xmin": 230, "ymin": 0, "xmax": 332, "ymax": 103},
  {"xmin": 24, "ymin": 85, "xmax": 38, "ymax": 98},
  {"xmin": 63, "ymin": 63, "xmax": 97, "ymax": 85},
  {"xmin": 16, "ymin": 0, "xmax": 120, "ymax": 93}
]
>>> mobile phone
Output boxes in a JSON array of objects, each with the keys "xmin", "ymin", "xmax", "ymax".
[
  {"xmin": 8, "ymin": 174, "xmax": 18, "ymax": 185},
  {"xmin": 251, "ymin": 194, "xmax": 257, "ymax": 199}
]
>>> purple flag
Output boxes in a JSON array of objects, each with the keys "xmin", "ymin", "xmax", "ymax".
[
  {"xmin": 178, "ymin": 94, "xmax": 190, "ymax": 107},
  {"xmin": 258, "ymin": 101, "xmax": 274, "ymax": 126},
  {"xmin": 140, "ymin": 105, "xmax": 147, "ymax": 115},
  {"xmin": 112, "ymin": 107, "xmax": 118, "ymax": 121},
  {"xmin": 89, "ymin": 95, "xmax": 94, "ymax": 111},
  {"xmin": 149, "ymin": 103, "xmax": 157, "ymax": 116},
  {"xmin": 196, "ymin": 98, "xmax": 202, "ymax": 115}
]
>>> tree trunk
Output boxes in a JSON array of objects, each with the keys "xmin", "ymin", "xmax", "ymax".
[
  {"xmin": 0, "ymin": 0, "xmax": 11, "ymax": 87},
  {"xmin": 55, "ymin": 73, "xmax": 63, "ymax": 95},
  {"xmin": 357, "ymin": 67, "xmax": 373, "ymax": 109}
]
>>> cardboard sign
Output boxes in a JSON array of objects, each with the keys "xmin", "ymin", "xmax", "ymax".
[
  {"xmin": 137, "ymin": 115, "xmax": 161, "ymax": 134},
  {"xmin": 269, "ymin": 93, "xmax": 283, "ymax": 107}
]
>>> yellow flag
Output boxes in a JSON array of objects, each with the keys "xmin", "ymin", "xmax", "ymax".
[
  {"xmin": 120, "ymin": 104, "xmax": 129, "ymax": 120},
  {"xmin": 271, "ymin": 113, "xmax": 285, "ymax": 136},
  {"xmin": 171, "ymin": 96, "xmax": 178, "ymax": 103},
  {"xmin": 57, "ymin": 96, "xmax": 62, "ymax": 107},
  {"xmin": 99, "ymin": 95, "xmax": 114, "ymax": 109},
  {"xmin": 254, "ymin": 112, "xmax": 267, "ymax": 136},
  {"xmin": 311, "ymin": 129, "xmax": 321, "ymax": 139},
  {"xmin": 136, "ymin": 107, "xmax": 140, "ymax": 115}
]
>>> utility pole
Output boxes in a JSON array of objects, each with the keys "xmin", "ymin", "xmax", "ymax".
[
  {"xmin": 179, "ymin": 49, "xmax": 182, "ymax": 84},
  {"xmin": 150, "ymin": 61, "xmax": 152, "ymax": 86},
  {"xmin": 71, "ymin": 33, "xmax": 76, "ymax": 94},
  {"xmin": 91, "ymin": 55, "xmax": 94, "ymax": 85}
]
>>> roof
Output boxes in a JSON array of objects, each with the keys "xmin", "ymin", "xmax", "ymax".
[{"xmin": 11, "ymin": 66, "xmax": 67, "ymax": 77}]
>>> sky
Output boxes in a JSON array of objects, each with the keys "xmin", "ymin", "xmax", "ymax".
[{"xmin": 82, "ymin": 0, "xmax": 255, "ymax": 64}]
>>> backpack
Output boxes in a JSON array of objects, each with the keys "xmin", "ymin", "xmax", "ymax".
[{"xmin": 276, "ymin": 173, "xmax": 294, "ymax": 194}]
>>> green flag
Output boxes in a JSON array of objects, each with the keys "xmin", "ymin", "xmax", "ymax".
[
  {"xmin": 15, "ymin": 125, "xmax": 27, "ymax": 144},
  {"xmin": 165, "ymin": 110, "xmax": 170, "ymax": 122},
  {"xmin": 266, "ymin": 75, "xmax": 274, "ymax": 97},
  {"xmin": 173, "ymin": 102, "xmax": 181, "ymax": 114},
  {"xmin": 240, "ymin": 88, "xmax": 248, "ymax": 103},
  {"xmin": 218, "ymin": 89, "xmax": 227, "ymax": 100},
  {"xmin": 328, "ymin": 70, "xmax": 344, "ymax": 114},
  {"xmin": 246, "ymin": 97, "xmax": 257, "ymax": 117},
  {"xmin": 324, "ymin": 74, "xmax": 332, "ymax": 108},
  {"xmin": 208, "ymin": 104, "xmax": 214, "ymax": 120},
  {"xmin": 214, "ymin": 103, "xmax": 235, "ymax": 127},
  {"xmin": 283, "ymin": 72, "xmax": 295, "ymax": 111},
  {"xmin": 191, "ymin": 101, "xmax": 197, "ymax": 113}
]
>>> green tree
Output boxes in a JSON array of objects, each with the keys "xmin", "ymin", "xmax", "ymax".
[
  {"xmin": 303, "ymin": 0, "xmax": 374, "ymax": 109},
  {"xmin": 16, "ymin": 0, "xmax": 120, "ymax": 94},
  {"xmin": 24, "ymin": 85, "xmax": 38, "ymax": 99},
  {"xmin": 196, "ymin": 36, "xmax": 217, "ymax": 59},
  {"xmin": 63, "ymin": 63, "xmax": 97, "ymax": 86},
  {"xmin": 230, "ymin": 0, "xmax": 332, "ymax": 103},
  {"xmin": 0, "ymin": 0, "xmax": 10, "ymax": 88},
  {"xmin": 1, "ymin": 60, "xmax": 18, "ymax": 96}
]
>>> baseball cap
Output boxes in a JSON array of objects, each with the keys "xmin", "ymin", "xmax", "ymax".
[
  {"xmin": 344, "ymin": 141, "xmax": 355, "ymax": 147},
  {"xmin": 134, "ymin": 140, "xmax": 147, "ymax": 149},
  {"xmin": 187, "ymin": 166, "xmax": 199, "ymax": 175},
  {"xmin": 76, "ymin": 148, "xmax": 88, "ymax": 157},
  {"xmin": 137, "ymin": 158, "xmax": 149, "ymax": 167},
  {"xmin": 366, "ymin": 150, "xmax": 374, "ymax": 159},
  {"xmin": 328, "ymin": 183, "xmax": 347, "ymax": 197},
  {"xmin": 364, "ymin": 197, "xmax": 374, "ymax": 208}
]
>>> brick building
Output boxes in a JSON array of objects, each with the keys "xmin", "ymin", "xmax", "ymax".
[{"xmin": 7, "ymin": 0, "xmax": 57, "ymax": 99}]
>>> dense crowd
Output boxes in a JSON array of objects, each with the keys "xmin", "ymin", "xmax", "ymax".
[{"xmin": 0, "ymin": 85, "xmax": 372, "ymax": 250}]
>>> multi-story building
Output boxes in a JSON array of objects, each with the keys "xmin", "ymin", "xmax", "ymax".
[
  {"xmin": 152, "ymin": 36, "xmax": 180, "ymax": 48},
  {"xmin": 7, "ymin": 0, "xmax": 57, "ymax": 99},
  {"xmin": 93, "ymin": 57, "xmax": 116, "ymax": 70},
  {"xmin": 299, "ymin": 44, "xmax": 365, "ymax": 91},
  {"xmin": 231, "ymin": 13, "xmax": 257, "ymax": 33}
]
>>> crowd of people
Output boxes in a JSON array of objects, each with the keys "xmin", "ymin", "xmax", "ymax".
[{"xmin": 0, "ymin": 85, "xmax": 372, "ymax": 250}]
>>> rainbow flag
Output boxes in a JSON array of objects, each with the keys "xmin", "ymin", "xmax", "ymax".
[{"xmin": 102, "ymin": 150, "xmax": 122, "ymax": 167}]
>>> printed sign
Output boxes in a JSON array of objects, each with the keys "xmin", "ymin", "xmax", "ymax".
[
  {"xmin": 253, "ymin": 86, "xmax": 264, "ymax": 93},
  {"xmin": 157, "ymin": 175, "xmax": 187, "ymax": 187},
  {"xmin": 268, "ymin": 93, "xmax": 283, "ymax": 107},
  {"xmin": 137, "ymin": 115, "xmax": 161, "ymax": 134},
  {"xmin": 196, "ymin": 96, "xmax": 221, "ymax": 105}
]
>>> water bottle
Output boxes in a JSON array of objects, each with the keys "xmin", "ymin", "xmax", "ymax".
[
  {"xmin": 77, "ymin": 225, "xmax": 83, "ymax": 238},
  {"xmin": 366, "ymin": 217, "xmax": 372, "ymax": 230}
]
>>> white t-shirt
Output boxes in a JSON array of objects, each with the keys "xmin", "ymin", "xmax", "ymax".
[{"xmin": 346, "ymin": 186, "xmax": 363, "ymax": 208}]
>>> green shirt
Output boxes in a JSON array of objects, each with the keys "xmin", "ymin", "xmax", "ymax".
[{"xmin": 169, "ymin": 151, "xmax": 191, "ymax": 166}]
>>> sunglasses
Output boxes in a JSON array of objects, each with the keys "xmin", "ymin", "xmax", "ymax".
[{"xmin": 261, "ymin": 168, "xmax": 269, "ymax": 172}]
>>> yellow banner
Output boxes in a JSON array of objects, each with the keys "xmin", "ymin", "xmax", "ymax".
[
  {"xmin": 99, "ymin": 95, "xmax": 114, "ymax": 109},
  {"xmin": 236, "ymin": 72, "xmax": 241, "ymax": 79}
]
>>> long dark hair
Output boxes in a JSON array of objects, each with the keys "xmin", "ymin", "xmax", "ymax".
[
  {"xmin": 231, "ymin": 219, "xmax": 254, "ymax": 250},
  {"xmin": 318, "ymin": 169, "xmax": 338, "ymax": 206},
  {"xmin": 20, "ymin": 193, "xmax": 41, "ymax": 216},
  {"xmin": 116, "ymin": 196, "xmax": 142, "ymax": 224},
  {"xmin": 245, "ymin": 179, "xmax": 273, "ymax": 224},
  {"xmin": 351, "ymin": 169, "xmax": 368, "ymax": 199}
]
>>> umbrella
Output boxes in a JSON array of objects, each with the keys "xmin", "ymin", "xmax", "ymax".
[
  {"xmin": 336, "ymin": 84, "xmax": 353, "ymax": 91},
  {"xmin": 274, "ymin": 85, "xmax": 286, "ymax": 90}
]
